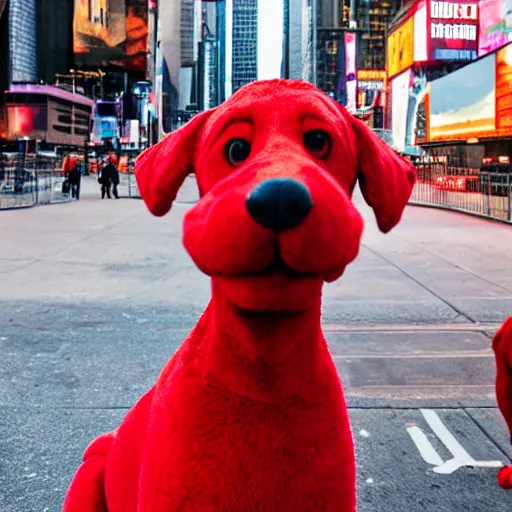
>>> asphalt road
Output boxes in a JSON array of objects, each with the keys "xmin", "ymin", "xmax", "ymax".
[{"xmin": 1, "ymin": 176, "xmax": 511, "ymax": 511}]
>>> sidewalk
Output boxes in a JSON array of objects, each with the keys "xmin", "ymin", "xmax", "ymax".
[{"xmin": 0, "ymin": 178, "xmax": 511, "ymax": 511}]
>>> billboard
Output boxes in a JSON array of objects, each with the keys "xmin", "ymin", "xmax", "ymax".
[
  {"xmin": 428, "ymin": 0, "xmax": 479, "ymax": 61},
  {"xmin": 391, "ymin": 70, "xmax": 411, "ymax": 153},
  {"xmin": 387, "ymin": 16, "xmax": 415, "ymax": 79},
  {"xmin": 429, "ymin": 53, "xmax": 496, "ymax": 141},
  {"xmin": 496, "ymin": 43, "xmax": 512, "ymax": 130},
  {"xmin": 479, "ymin": 0, "xmax": 512, "ymax": 56},
  {"xmin": 125, "ymin": 0, "xmax": 149, "ymax": 71},
  {"xmin": 391, "ymin": 67, "xmax": 428, "ymax": 151},
  {"xmin": 357, "ymin": 70, "xmax": 385, "ymax": 110},
  {"xmin": 74, "ymin": 0, "xmax": 147, "ymax": 71},
  {"xmin": 344, "ymin": 31, "xmax": 357, "ymax": 113}
]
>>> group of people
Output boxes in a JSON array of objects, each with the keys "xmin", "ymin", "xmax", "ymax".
[{"xmin": 63, "ymin": 152, "xmax": 121, "ymax": 200}]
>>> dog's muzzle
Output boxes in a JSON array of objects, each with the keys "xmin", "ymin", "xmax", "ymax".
[{"xmin": 246, "ymin": 178, "xmax": 313, "ymax": 232}]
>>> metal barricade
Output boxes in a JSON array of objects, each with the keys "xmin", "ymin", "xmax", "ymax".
[
  {"xmin": 410, "ymin": 162, "xmax": 512, "ymax": 223},
  {"xmin": 0, "ymin": 153, "xmax": 73, "ymax": 210}
]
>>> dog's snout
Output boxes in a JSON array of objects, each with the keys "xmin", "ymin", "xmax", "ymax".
[{"xmin": 246, "ymin": 178, "xmax": 313, "ymax": 232}]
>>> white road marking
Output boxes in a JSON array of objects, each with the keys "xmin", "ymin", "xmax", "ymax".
[
  {"xmin": 406, "ymin": 424, "xmax": 444, "ymax": 466},
  {"xmin": 359, "ymin": 429, "xmax": 370, "ymax": 438},
  {"xmin": 410, "ymin": 409, "xmax": 505, "ymax": 475}
]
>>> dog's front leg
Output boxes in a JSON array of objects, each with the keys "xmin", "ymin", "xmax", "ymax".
[{"xmin": 62, "ymin": 432, "xmax": 115, "ymax": 512}]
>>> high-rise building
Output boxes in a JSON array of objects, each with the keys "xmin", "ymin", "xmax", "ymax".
[
  {"xmin": 9, "ymin": 0, "xmax": 38, "ymax": 84},
  {"xmin": 153, "ymin": 0, "xmax": 316, "ymax": 139},
  {"xmin": 357, "ymin": 0, "xmax": 403, "ymax": 70},
  {"xmin": 231, "ymin": 0, "xmax": 258, "ymax": 93}
]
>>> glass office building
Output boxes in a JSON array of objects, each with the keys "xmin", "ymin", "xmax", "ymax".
[
  {"xmin": 154, "ymin": 0, "xmax": 316, "ymax": 137},
  {"xmin": 356, "ymin": 0, "xmax": 402, "ymax": 70}
]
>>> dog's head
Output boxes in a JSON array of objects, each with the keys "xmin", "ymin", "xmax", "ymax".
[{"xmin": 136, "ymin": 80, "xmax": 416, "ymax": 312}]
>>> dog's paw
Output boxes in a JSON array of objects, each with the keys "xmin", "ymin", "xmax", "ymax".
[{"xmin": 498, "ymin": 465, "xmax": 512, "ymax": 489}]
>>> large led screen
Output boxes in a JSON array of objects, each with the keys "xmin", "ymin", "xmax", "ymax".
[
  {"xmin": 391, "ymin": 70, "xmax": 411, "ymax": 153},
  {"xmin": 429, "ymin": 53, "xmax": 496, "ymax": 141},
  {"xmin": 387, "ymin": 15, "xmax": 414, "ymax": 79},
  {"xmin": 428, "ymin": 0, "xmax": 479, "ymax": 61},
  {"xmin": 74, "ymin": 0, "xmax": 147, "ymax": 71},
  {"xmin": 125, "ymin": 0, "xmax": 149, "ymax": 71},
  {"xmin": 391, "ymin": 68, "xmax": 428, "ymax": 152},
  {"xmin": 496, "ymin": 43, "xmax": 512, "ymax": 130},
  {"xmin": 479, "ymin": 0, "xmax": 512, "ymax": 56}
]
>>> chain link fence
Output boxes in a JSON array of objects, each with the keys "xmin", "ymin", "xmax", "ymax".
[{"xmin": 0, "ymin": 153, "xmax": 74, "ymax": 210}]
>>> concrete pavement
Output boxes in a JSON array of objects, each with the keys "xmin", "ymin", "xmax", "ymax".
[{"xmin": 1, "ymin": 176, "xmax": 512, "ymax": 511}]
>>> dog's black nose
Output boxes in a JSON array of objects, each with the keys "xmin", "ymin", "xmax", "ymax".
[{"xmin": 246, "ymin": 178, "xmax": 313, "ymax": 232}]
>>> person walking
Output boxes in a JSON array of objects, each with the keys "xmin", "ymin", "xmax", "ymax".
[
  {"xmin": 110, "ymin": 154, "xmax": 120, "ymax": 199},
  {"xmin": 68, "ymin": 155, "xmax": 81, "ymax": 200},
  {"xmin": 63, "ymin": 154, "xmax": 81, "ymax": 200},
  {"xmin": 99, "ymin": 153, "xmax": 120, "ymax": 199}
]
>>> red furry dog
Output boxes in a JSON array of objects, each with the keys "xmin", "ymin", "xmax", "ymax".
[
  {"xmin": 492, "ymin": 317, "xmax": 512, "ymax": 489},
  {"xmin": 63, "ymin": 80, "xmax": 416, "ymax": 512}
]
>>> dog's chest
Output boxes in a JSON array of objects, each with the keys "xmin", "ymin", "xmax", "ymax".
[{"xmin": 137, "ymin": 375, "xmax": 356, "ymax": 511}]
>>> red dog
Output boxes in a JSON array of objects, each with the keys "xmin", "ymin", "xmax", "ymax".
[
  {"xmin": 493, "ymin": 317, "xmax": 512, "ymax": 489},
  {"xmin": 63, "ymin": 79, "xmax": 416, "ymax": 511}
]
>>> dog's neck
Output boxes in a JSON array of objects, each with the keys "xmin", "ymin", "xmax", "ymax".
[{"xmin": 201, "ymin": 287, "xmax": 325, "ymax": 403}]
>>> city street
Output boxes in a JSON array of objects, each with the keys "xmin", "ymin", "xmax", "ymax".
[{"xmin": 1, "ymin": 176, "xmax": 512, "ymax": 511}]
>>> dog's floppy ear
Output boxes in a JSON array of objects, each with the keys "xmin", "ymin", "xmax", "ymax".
[
  {"xmin": 135, "ymin": 109, "xmax": 214, "ymax": 217},
  {"xmin": 349, "ymin": 114, "xmax": 417, "ymax": 233}
]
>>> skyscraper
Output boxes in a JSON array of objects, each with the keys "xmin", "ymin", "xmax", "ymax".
[
  {"xmin": 231, "ymin": 0, "xmax": 258, "ymax": 93},
  {"xmin": 9, "ymin": 0, "xmax": 38, "ymax": 84}
]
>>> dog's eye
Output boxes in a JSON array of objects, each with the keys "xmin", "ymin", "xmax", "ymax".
[
  {"xmin": 303, "ymin": 130, "xmax": 330, "ymax": 159},
  {"xmin": 225, "ymin": 138, "xmax": 251, "ymax": 167}
]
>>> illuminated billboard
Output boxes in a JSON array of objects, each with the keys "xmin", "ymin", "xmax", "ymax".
[
  {"xmin": 391, "ymin": 70, "xmax": 411, "ymax": 153},
  {"xmin": 344, "ymin": 32, "xmax": 357, "ymax": 114},
  {"xmin": 479, "ymin": 0, "xmax": 512, "ymax": 56},
  {"xmin": 125, "ymin": 0, "xmax": 149, "ymax": 71},
  {"xmin": 74, "ymin": 0, "xmax": 147, "ymax": 71},
  {"xmin": 496, "ymin": 43, "xmax": 512, "ymax": 130},
  {"xmin": 387, "ymin": 16, "xmax": 415, "ymax": 79},
  {"xmin": 391, "ymin": 67, "xmax": 428, "ymax": 151},
  {"xmin": 357, "ymin": 70, "xmax": 385, "ymax": 111},
  {"xmin": 428, "ymin": 0, "xmax": 479, "ymax": 61},
  {"xmin": 429, "ymin": 53, "xmax": 496, "ymax": 141}
]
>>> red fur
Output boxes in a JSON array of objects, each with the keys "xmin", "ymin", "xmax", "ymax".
[
  {"xmin": 63, "ymin": 79, "xmax": 416, "ymax": 511},
  {"xmin": 492, "ymin": 316, "xmax": 512, "ymax": 489}
]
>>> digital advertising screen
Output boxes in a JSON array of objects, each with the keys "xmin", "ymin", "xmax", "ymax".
[
  {"xmin": 496, "ymin": 43, "xmax": 512, "ymax": 131},
  {"xmin": 428, "ymin": 0, "xmax": 479, "ymax": 61},
  {"xmin": 479, "ymin": 0, "xmax": 512, "ymax": 56},
  {"xmin": 125, "ymin": 0, "xmax": 149, "ymax": 71},
  {"xmin": 387, "ymin": 15, "xmax": 415, "ymax": 79},
  {"xmin": 391, "ymin": 67, "xmax": 428, "ymax": 152},
  {"xmin": 357, "ymin": 70, "xmax": 386, "ymax": 110},
  {"xmin": 74, "ymin": 0, "xmax": 147, "ymax": 71},
  {"xmin": 391, "ymin": 70, "xmax": 411, "ymax": 153},
  {"xmin": 344, "ymin": 31, "xmax": 357, "ymax": 114},
  {"xmin": 429, "ymin": 53, "xmax": 496, "ymax": 141},
  {"xmin": 405, "ymin": 67, "xmax": 428, "ymax": 147}
]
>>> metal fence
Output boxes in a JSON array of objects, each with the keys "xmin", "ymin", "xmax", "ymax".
[
  {"xmin": 0, "ymin": 153, "xmax": 74, "ymax": 210},
  {"xmin": 410, "ymin": 163, "xmax": 512, "ymax": 223},
  {"xmin": 114, "ymin": 162, "xmax": 512, "ymax": 224},
  {"xmin": 3, "ymin": 150, "xmax": 512, "ymax": 225}
]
